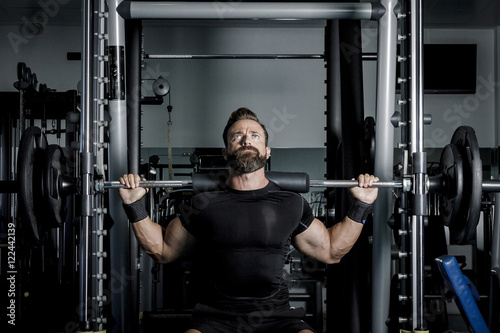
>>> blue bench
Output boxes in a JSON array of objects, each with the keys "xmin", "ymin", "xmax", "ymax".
[{"xmin": 435, "ymin": 255, "xmax": 489, "ymax": 333}]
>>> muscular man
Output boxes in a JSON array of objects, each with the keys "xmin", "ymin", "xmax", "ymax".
[{"xmin": 119, "ymin": 108, "xmax": 379, "ymax": 333}]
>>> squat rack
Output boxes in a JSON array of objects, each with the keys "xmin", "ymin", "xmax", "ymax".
[{"xmin": 79, "ymin": 1, "xmax": 424, "ymax": 332}]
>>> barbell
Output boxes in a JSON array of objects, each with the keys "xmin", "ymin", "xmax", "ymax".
[
  {"xmin": 96, "ymin": 175, "xmax": 402, "ymax": 192},
  {"xmin": 16, "ymin": 125, "xmax": 495, "ymax": 245}
]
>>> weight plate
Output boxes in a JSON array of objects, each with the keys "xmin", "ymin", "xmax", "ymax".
[
  {"xmin": 42, "ymin": 145, "xmax": 68, "ymax": 228},
  {"xmin": 17, "ymin": 126, "xmax": 48, "ymax": 244},
  {"xmin": 438, "ymin": 144, "xmax": 464, "ymax": 227},
  {"xmin": 31, "ymin": 73, "xmax": 38, "ymax": 90},
  {"xmin": 449, "ymin": 126, "xmax": 482, "ymax": 245},
  {"xmin": 26, "ymin": 67, "xmax": 32, "ymax": 86},
  {"xmin": 13, "ymin": 80, "xmax": 30, "ymax": 91},
  {"xmin": 17, "ymin": 62, "xmax": 26, "ymax": 81}
]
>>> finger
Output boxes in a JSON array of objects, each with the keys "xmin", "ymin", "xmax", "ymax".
[
  {"xmin": 127, "ymin": 174, "xmax": 138, "ymax": 188},
  {"xmin": 131, "ymin": 174, "xmax": 142, "ymax": 188},
  {"xmin": 142, "ymin": 178, "xmax": 150, "ymax": 193},
  {"xmin": 133, "ymin": 174, "xmax": 142, "ymax": 188},
  {"xmin": 366, "ymin": 174, "xmax": 374, "ymax": 186},
  {"xmin": 355, "ymin": 175, "xmax": 362, "ymax": 187},
  {"xmin": 121, "ymin": 174, "xmax": 132, "ymax": 188},
  {"xmin": 358, "ymin": 174, "xmax": 369, "ymax": 187},
  {"xmin": 364, "ymin": 173, "xmax": 372, "ymax": 187}
]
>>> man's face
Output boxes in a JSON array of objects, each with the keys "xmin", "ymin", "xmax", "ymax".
[{"xmin": 223, "ymin": 119, "xmax": 271, "ymax": 173}]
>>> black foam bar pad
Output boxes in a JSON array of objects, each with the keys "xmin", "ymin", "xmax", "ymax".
[
  {"xmin": 192, "ymin": 171, "xmax": 310, "ymax": 193},
  {"xmin": 266, "ymin": 171, "xmax": 310, "ymax": 193},
  {"xmin": 192, "ymin": 171, "xmax": 229, "ymax": 193}
]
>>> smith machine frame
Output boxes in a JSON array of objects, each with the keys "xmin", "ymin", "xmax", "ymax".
[{"xmin": 79, "ymin": 1, "xmax": 425, "ymax": 332}]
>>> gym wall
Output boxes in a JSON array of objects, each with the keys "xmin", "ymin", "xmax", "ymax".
[
  {"xmin": 0, "ymin": 25, "xmax": 81, "ymax": 93},
  {"xmin": 361, "ymin": 26, "xmax": 497, "ymax": 150},
  {"xmin": 0, "ymin": 23, "xmax": 497, "ymax": 149}
]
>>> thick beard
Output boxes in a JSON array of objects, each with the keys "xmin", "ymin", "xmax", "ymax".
[{"xmin": 226, "ymin": 146, "xmax": 267, "ymax": 173}]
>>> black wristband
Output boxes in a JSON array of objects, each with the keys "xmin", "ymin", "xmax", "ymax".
[
  {"xmin": 122, "ymin": 200, "xmax": 149, "ymax": 223},
  {"xmin": 347, "ymin": 199, "xmax": 373, "ymax": 224}
]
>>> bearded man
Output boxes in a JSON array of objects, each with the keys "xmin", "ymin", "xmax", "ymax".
[{"xmin": 118, "ymin": 107, "xmax": 379, "ymax": 333}]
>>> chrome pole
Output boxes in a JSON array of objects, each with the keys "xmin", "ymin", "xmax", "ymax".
[
  {"xmin": 410, "ymin": 0, "xmax": 427, "ymax": 330},
  {"xmin": 117, "ymin": 1, "xmax": 384, "ymax": 21},
  {"xmin": 372, "ymin": 0, "xmax": 399, "ymax": 331}
]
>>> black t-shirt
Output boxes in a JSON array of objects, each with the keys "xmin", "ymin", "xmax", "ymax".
[{"xmin": 179, "ymin": 181, "xmax": 315, "ymax": 315}]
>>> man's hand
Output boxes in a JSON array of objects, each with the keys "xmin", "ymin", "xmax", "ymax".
[
  {"xmin": 349, "ymin": 173, "xmax": 379, "ymax": 204},
  {"xmin": 118, "ymin": 174, "xmax": 148, "ymax": 204}
]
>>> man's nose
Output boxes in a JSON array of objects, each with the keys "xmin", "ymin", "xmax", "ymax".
[{"xmin": 241, "ymin": 135, "xmax": 251, "ymax": 146}]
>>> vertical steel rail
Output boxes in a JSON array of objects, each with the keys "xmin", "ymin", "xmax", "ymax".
[
  {"xmin": 397, "ymin": 0, "xmax": 412, "ymax": 328},
  {"xmin": 372, "ymin": 1, "xmax": 398, "ymax": 332},
  {"xmin": 107, "ymin": 0, "xmax": 135, "ymax": 332},
  {"xmin": 410, "ymin": 0, "xmax": 425, "ymax": 155},
  {"xmin": 125, "ymin": 17, "xmax": 143, "ymax": 332},
  {"xmin": 79, "ymin": 0, "xmax": 95, "ymax": 329},
  {"xmin": 409, "ymin": 0, "xmax": 427, "ymax": 330},
  {"xmin": 95, "ymin": 0, "xmax": 109, "ymax": 330}
]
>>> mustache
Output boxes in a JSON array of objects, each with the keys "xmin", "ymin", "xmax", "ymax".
[{"xmin": 236, "ymin": 146, "xmax": 259, "ymax": 153}]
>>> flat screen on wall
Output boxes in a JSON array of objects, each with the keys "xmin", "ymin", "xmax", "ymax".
[
  {"xmin": 397, "ymin": 44, "xmax": 477, "ymax": 94},
  {"xmin": 424, "ymin": 44, "xmax": 477, "ymax": 94}
]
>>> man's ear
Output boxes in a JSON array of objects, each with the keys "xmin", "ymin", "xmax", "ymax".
[
  {"xmin": 222, "ymin": 148, "xmax": 228, "ymax": 160},
  {"xmin": 266, "ymin": 147, "xmax": 271, "ymax": 159}
]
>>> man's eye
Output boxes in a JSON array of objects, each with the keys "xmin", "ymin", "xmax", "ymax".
[
  {"xmin": 232, "ymin": 134, "xmax": 242, "ymax": 140},
  {"xmin": 252, "ymin": 134, "xmax": 260, "ymax": 139}
]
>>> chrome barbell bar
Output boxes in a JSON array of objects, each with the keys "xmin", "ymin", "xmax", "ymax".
[
  {"xmin": 96, "ymin": 178, "xmax": 500, "ymax": 192},
  {"xmin": 310, "ymin": 179, "xmax": 403, "ymax": 188},
  {"xmin": 96, "ymin": 178, "xmax": 403, "ymax": 191},
  {"xmin": 98, "ymin": 180, "xmax": 192, "ymax": 190}
]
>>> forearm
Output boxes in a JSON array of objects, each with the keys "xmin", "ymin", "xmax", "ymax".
[
  {"xmin": 327, "ymin": 218, "xmax": 364, "ymax": 263},
  {"xmin": 122, "ymin": 200, "xmax": 170, "ymax": 262},
  {"xmin": 131, "ymin": 218, "xmax": 168, "ymax": 262},
  {"xmin": 326, "ymin": 199, "xmax": 372, "ymax": 262}
]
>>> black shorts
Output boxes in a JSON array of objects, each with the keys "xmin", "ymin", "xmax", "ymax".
[{"xmin": 188, "ymin": 314, "xmax": 317, "ymax": 333}]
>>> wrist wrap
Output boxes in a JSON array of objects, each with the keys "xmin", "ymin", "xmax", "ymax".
[
  {"xmin": 347, "ymin": 199, "xmax": 373, "ymax": 224},
  {"xmin": 122, "ymin": 200, "xmax": 148, "ymax": 223}
]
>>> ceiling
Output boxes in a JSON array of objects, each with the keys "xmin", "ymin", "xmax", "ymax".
[{"xmin": 0, "ymin": 0, "xmax": 500, "ymax": 29}]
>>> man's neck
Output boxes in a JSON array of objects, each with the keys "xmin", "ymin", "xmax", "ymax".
[{"xmin": 225, "ymin": 168, "xmax": 269, "ymax": 191}]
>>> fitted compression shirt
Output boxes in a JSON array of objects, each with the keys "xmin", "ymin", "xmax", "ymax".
[{"xmin": 179, "ymin": 181, "xmax": 315, "ymax": 315}]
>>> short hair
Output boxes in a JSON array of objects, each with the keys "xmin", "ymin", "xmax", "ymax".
[{"xmin": 222, "ymin": 107, "xmax": 269, "ymax": 147}]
